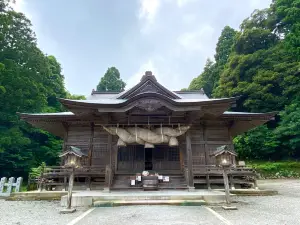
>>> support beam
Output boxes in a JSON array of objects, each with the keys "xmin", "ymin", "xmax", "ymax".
[
  {"xmin": 87, "ymin": 122, "xmax": 94, "ymax": 190},
  {"xmin": 62, "ymin": 122, "xmax": 69, "ymax": 191},
  {"xmin": 185, "ymin": 131, "xmax": 194, "ymax": 191},
  {"xmin": 203, "ymin": 124, "xmax": 211, "ymax": 190},
  {"xmin": 108, "ymin": 134, "xmax": 112, "ymax": 168},
  {"xmin": 88, "ymin": 123, "xmax": 95, "ymax": 166}
]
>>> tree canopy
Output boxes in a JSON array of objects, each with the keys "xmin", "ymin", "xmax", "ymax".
[
  {"xmin": 96, "ymin": 67, "xmax": 126, "ymax": 92},
  {"xmin": 187, "ymin": 0, "xmax": 300, "ymax": 160},
  {"xmin": 187, "ymin": 26, "xmax": 237, "ymax": 97},
  {"xmin": 0, "ymin": 1, "xmax": 84, "ymax": 177}
]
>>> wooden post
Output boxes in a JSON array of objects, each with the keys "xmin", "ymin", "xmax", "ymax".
[
  {"xmin": 88, "ymin": 123, "xmax": 94, "ymax": 167},
  {"xmin": 67, "ymin": 167, "xmax": 75, "ymax": 209},
  {"xmin": 108, "ymin": 134, "xmax": 112, "ymax": 169},
  {"xmin": 222, "ymin": 168, "xmax": 230, "ymax": 205},
  {"xmin": 63, "ymin": 176, "xmax": 67, "ymax": 191},
  {"xmin": 87, "ymin": 123, "xmax": 94, "ymax": 190},
  {"xmin": 229, "ymin": 174, "xmax": 235, "ymax": 190},
  {"xmin": 186, "ymin": 131, "xmax": 194, "ymax": 191},
  {"xmin": 203, "ymin": 124, "xmax": 211, "ymax": 190}
]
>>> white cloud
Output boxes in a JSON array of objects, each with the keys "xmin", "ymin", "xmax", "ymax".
[
  {"xmin": 182, "ymin": 14, "xmax": 197, "ymax": 24},
  {"xmin": 177, "ymin": 25, "xmax": 215, "ymax": 52},
  {"xmin": 126, "ymin": 60, "xmax": 157, "ymax": 89},
  {"xmin": 126, "ymin": 57, "xmax": 183, "ymax": 91},
  {"xmin": 249, "ymin": 0, "xmax": 269, "ymax": 8},
  {"xmin": 10, "ymin": 0, "xmax": 32, "ymax": 19},
  {"xmin": 138, "ymin": 0, "xmax": 161, "ymax": 23},
  {"xmin": 176, "ymin": 0, "xmax": 197, "ymax": 7},
  {"xmin": 138, "ymin": 0, "xmax": 161, "ymax": 34}
]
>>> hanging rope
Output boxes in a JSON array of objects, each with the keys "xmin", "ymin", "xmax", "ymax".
[
  {"xmin": 135, "ymin": 124, "xmax": 138, "ymax": 142},
  {"xmin": 116, "ymin": 123, "xmax": 119, "ymax": 135}
]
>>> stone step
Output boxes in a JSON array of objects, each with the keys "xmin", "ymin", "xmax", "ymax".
[
  {"xmin": 93, "ymin": 199, "xmax": 207, "ymax": 207},
  {"xmin": 93, "ymin": 194, "xmax": 204, "ymax": 201}
]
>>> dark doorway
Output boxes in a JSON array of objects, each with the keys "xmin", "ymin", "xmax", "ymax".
[{"xmin": 145, "ymin": 148, "xmax": 153, "ymax": 170}]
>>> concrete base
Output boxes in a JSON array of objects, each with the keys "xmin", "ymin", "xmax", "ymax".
[
  {"xmin": 60, "ymin": 208, "xmax": 76, "ymax": 214},
  {"xmin": 94, "ymin": 199, "xmax": 206, "ymax": 207},
  {"xmin": 6, "ymin": 191, "xmax": 68, "ymax": 201},
  {"xmin": 60, "ymin": 190, "xmax": 233, "ymax": 207},
  {"xmin": 188, "ymin": 187, "xmax": 196, "ymax": 192},
  {"xmin": 102, "ymin": 188, "xmax": 110, "ymax": 193},
  {"xmin": 216, "ymin": 188, "xmax": 278, "ymax": 196},
  {"xmin": 222, "ymin": 205, "xmax": 237, "ymax": 210}
]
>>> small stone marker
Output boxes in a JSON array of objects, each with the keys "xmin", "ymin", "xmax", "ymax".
[
  {"xmin": 0, "ymin": 177, "xmax": 23, "ymax": 196},
  {"xmin": 6, "ymin": 177, "xmax": 15, "ymax": 194},
  {"xmin": 0, "ymin": 177, "xmax": 7, "ymax": 193},
  {"xmin": 15, "ymin": 177, "xmax": 23, "ymax": 192}
]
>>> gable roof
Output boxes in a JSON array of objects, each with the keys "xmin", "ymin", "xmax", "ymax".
[{"xmin": 117, "ymin": 71, "xmax": 181, "ymax": 99}]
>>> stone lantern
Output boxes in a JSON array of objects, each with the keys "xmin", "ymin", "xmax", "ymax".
[
  {"xmin": 213, "ymin": 145, "xmax": 236, "ymax": 168},
  {"xmin": 59, "ymin": 146, "xmax": 87, "ymax": 213},
  {"xmin": 211, "ymin": 145, "xmax": 237, "ymax": 210}
]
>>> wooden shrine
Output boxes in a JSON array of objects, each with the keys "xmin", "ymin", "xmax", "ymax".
[{"xmin": 20, "ymin": 71, "xmax": 275, "ymax": 191}]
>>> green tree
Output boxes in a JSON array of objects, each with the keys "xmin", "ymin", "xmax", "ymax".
[
  {"xmin": 275, "ymin": 98, "xmax": 300, "ymax": 157},
  {"xmin": 234, "ymin": 125, "xmax": 279, "ymax": 160},
  {"xmin": 273, "ymin": 0, "xmax": 300, "ymax": 59},
  {"xmin": 188, "ymin": 59, "xmax": 217, "ymax": 97},
  {"xmin": 187, "ymin": 2, "xmax": 300, "ymax": 161},
  {"xmin": 96, "ymin": 67, "xmax": 126, "ymax": 91},
  {"xmin": 186, "ymin": 26, "xmax": 237, "ymax": 96},
  {"xmin": 0, "ymin": 2, "xmax": 77, "ymax": 177}
]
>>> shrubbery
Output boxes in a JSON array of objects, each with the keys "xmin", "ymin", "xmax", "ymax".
[{"xmin": 249, "ymin": 161, "xmax": 300, "ymax": 178}]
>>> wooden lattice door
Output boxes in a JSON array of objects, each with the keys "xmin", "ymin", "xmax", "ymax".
[{"xmin": 117, "ymin": 145, "xmax": 144, "ymax": 172}]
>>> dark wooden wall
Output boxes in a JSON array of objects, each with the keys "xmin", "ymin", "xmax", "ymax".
[
  {"xmin": 65, "ymin": 124, "xmax": 111, "ymax": 167},
  {"xmin": 64, "ymin": 122, "xmax": 235, "ymax": 170},
  {"xmin": 189, "ymin": 124, "xmax": 234, "ymax": 167}
]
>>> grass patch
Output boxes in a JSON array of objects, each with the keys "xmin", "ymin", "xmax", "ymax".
[{"xmin": 248, "ymin": 161, "xmax": 300, "ymax": 178}]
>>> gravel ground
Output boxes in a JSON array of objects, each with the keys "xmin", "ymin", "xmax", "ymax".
[
  {"xmin": 214, "ymin": 179, "xmax": 300, "ymax": 225},
  {"xmin": 76, "ymin": 206, "xmax": 221, "ymax": 225},
  {"xmin": 0, "ymin": 200, "xmax": 87, "ymax": 225},
  {"xmin": 1, "ymin": 179, "xmax": 300, "ymax": 225}
]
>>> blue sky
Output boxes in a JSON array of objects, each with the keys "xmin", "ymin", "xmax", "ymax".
[{"xmin": 14, "ymin": 0, "xmax": 272, "ymax": 96}]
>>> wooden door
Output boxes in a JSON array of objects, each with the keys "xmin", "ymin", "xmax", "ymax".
[
  {"xmin": 117, "ymin": 145, "xmax": 144, "ymax": 172},
  {"xmin": 152, "ymin": 146, "xmax": 181, "ymax": 171}
]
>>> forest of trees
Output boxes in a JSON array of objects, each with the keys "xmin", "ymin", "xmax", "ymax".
[
  {"xmin": 0, "ymin": 0, "xmax": 299, "ymax": 178},
  {"xmin": 0, "ymin": 1, "xmax": 85, "ymax": 178},
  {"xmin": 187, "ymin": 0, "xmax": 300, "ymax": 160}
]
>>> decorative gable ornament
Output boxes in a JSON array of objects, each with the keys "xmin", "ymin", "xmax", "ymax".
[{"xmin": 117, "ymin": 71, "xmax": 180, "ymax": 100}]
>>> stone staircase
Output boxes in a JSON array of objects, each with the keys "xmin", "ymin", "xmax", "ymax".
[{"xmin": 111, "ymin": 173, "xmax": 188, "ymax": 190}]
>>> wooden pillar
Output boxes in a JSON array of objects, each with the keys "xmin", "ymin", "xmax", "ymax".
[
  {"xmin": 67, "ymin": 167, "xmax": 75, "ymax": 209},
  {"xmin": 203, "ymin": 124, "xmax": 211, "ymax": 190},
  {"xmin": 62, "ymin": 122, "xmax": 69, "ymax": 191},
  {"xmin": 87, "ymin": 123, "xmax": 94, "ymax": 190},
  {"xmin": 186, "ymin": 131, "xmax": 194, "ymax": 191},
  {"xmin": 108, "ymin": 134, "xmax": 112, "ymax": 168},
  {"xmin": 88, "ymin": 123, "xmax": 94, "ymax": 166},
  {"xmin": 223, "ymin": 168, "xmax": 231, "ymax": 205}
]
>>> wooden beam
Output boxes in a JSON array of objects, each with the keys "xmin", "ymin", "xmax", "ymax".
[
  {"xmin": 88, "ymin": 122, "xmax": 95, "ymax": 166},
  {"xmin": 108, "ymin": 134, "xmax": 112, "ymax": 168},
  {"xmin": 185, "ymin": 131, "xmax": 194, "ymax": 189},
  {"xmin": 203, "ymin": 124, "xmax": 211, "ymax": 189}
]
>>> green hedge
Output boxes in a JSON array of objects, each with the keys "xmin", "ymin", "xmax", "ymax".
[{"xmin": 248, "ymin": 161, "xmax": 300, "ymax": 178}]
